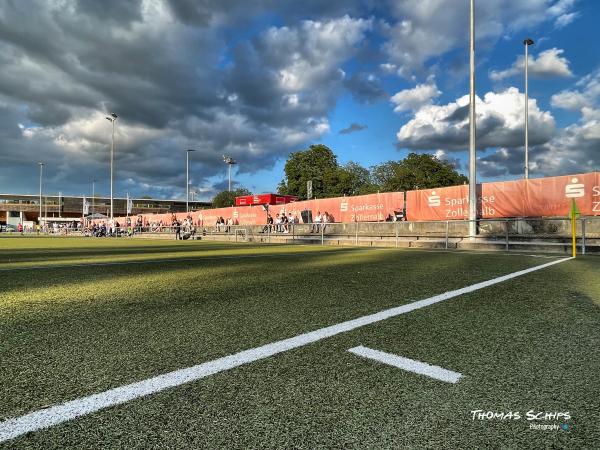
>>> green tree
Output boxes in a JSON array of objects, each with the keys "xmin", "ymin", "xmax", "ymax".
[
  {"xmin": 372, "ymin": 153, "xmax": 468, "ymax": 192},
  {"xmin": 336, "ymin": 161, "xmax": 378, "ymax": 196},
  {"xmin": 278, "ymin": 144, "xmax": 340, "ymax": 199},
  {"xmin": 211, "ymin": 188, "xmax": 251, "ymax": 208}
]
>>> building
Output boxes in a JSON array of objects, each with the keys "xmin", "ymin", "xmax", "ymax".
[{"xmin": 0, "ymin": 193, "xmax": 210, "ymax": 226}]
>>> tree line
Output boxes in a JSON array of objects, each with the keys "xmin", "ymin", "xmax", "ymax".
[{"xmin": 212, "ymin": 144, "xmax": 467, "ymax": 207}]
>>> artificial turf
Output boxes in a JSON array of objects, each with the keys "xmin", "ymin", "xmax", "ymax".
[{"xmin": 0, "ymin": 237, "xmax": 598, "ymax": 448}]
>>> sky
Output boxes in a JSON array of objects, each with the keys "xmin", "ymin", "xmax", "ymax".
[{"xmin": 0, "ymin": 0, "xmax": 598, "ymax": 200}]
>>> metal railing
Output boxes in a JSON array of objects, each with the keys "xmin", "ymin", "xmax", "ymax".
[
  {"xmin": 186, "ymin": 217, "xmax": 600, "ymax": 254},
  {"xmin": 4, "ymin": 218, "xmax": 599, "ymax": 254}
]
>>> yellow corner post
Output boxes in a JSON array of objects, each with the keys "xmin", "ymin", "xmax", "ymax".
[{"xmin": 570, "ymin": 199, "xmax": 580, "ymax": 258}]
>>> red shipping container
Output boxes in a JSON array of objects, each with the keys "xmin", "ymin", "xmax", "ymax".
[{"xmin": 235, "ymin": 194, "xmax": 297, "ymax": 206}]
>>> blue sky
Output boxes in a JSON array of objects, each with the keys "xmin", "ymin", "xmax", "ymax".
[{"xmin": 0, "ymin": 0, "xmax": 598, "ymax": 199}]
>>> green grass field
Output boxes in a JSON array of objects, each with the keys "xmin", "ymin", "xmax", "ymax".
[{"xmin": 1, "ymin": 237, "xmax": 599, "ymax": 449}]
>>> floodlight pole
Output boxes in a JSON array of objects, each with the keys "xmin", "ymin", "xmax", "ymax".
[
  {"xmin": 223, "ymin": 155, "xmax": 237, "ymax": 192},
  {"xmin": 524, "ymin": 38, "xmax": 534, "ymax": 180},
  {"xmin": 38, "ymin": 162, "xmax": 44, "ymax": 223},
  {"xmin": 228, "ymin": 164, "xmax": 232, "ymax": 192},
  {"xmin": 186, "ymin": 149, "xmax": 196, "ymax": 213},
  {"xmin": 105, "ymin": 113, "xmax": 118, "ymax": 220},
  {"xmin": 468, "ymin": 0, "xmax": 477, "ymax": 239}
]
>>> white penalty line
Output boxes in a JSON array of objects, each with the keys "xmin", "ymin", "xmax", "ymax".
[
  {"xmin": 0, "ymin": 257, "xmax": 572, "ymax": 443},
  {"xmin": 348, "ymin": 346, "xmax": 462, "ymax": 383}
]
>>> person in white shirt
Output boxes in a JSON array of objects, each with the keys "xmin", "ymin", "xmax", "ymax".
[{"xmin": 312, "ymin": 211, "xmax": 322, "ymax": 233}]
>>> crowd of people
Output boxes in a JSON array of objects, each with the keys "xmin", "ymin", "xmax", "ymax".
[
  {"xmin": 5, "ymin": 221, "xmax": 83, "ymax": 235},
  {"xmin": 259, "ymin": 210, "xmax": 333, "ymax": 234},
  {"xmin": 4, "ymin": 208, "xmax": 355, "ymax": 239}
]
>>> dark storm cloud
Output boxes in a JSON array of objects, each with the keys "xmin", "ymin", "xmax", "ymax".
[
  {"xmin": 165, "ymin": 0, "xmax": 369, "ymax": 26},
  {"xmin": 26, "ymin": 103, "xmax": 73, "ymax": 127},
  {"xmin": 0, "ymin": 1, "xmax": 375, "ymax": 199},
  {"xmin": 443, "ymin": 104, "xmax": 469, "ymax": 123},
  {"xmin": 339, "ymin": 123, "xmax": 367, "ymax": 135},
  {"xmin": 75, "ymin": 0, "xmax": 143, "ymax": 25},
  {"xmin": 478, "ymin": 147, "xmax": 526, "ymax": 177},
  {"xmin": 344, "ymin": 72, "xmax": 387, "ymax": 104}
]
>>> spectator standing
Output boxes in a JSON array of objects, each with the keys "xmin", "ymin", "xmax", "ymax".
[
  {"xmin": 282, "ymin": 213, "xmax": 289, "ymax": 233},
  {"xmin": 322, "ymin": 211, "xmax": 330, "ymax": 232},
  {"xmin": 312, "ymin": 211, "xmax": 322, "ymax": 233},
  {"xmin": 174, "ymin": 219, "xmax": 181, "ymax": 240}
]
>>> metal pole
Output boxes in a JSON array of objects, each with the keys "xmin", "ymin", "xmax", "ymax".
[
  {"xmin": 468, "ymin": 0, "xmax": 477, "ymax": 239},
  {"xmin": 581, "ymin": 218, "xmax": 586, "ymax": 255},
  {"xmin": 445, "ymin": 220, "xmax": 449, "ymax": 250},
  {"xmin": 505, "ymin": 219, "xmax": 509, "ymax": 251},
  {"xmin": 395, "ymin": 220, "xmax": 398, "ymax": 248},
  {"xmin": 321, "ymin": 222, "xmax": 324, "ymax": 246},
  {"xmin": 228, "ymin": 164, "xmax": 231, "ymax": 192},
  {"xmin": 186, "ymin": 151, "xmax": 190, "ymax": 213},
  {"xmin": 525, "ymin": 42, "xmax": 529, "ymax": 179},
  {"xmin": 110, "ymin": 118, "xmax": 114, "ymax": 220},
  {"xmin": 355, "ymin": 220, "xmax": 358, "ymax": 245},
  {"xmin": 38, "ymin": 162, "xmax": 43, "ymax": 223},
  {"xmin": 523, "ymin": 39, "xmax": 534, "ymax": 179},
  {"xmin": 571, "ymin": 213, "xmax": 577, "ymax": 258}
]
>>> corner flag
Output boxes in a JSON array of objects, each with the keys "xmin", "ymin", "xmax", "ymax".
[{"xmin": 569, "ymin": 198, "xmax": 580, "ymax": 220}]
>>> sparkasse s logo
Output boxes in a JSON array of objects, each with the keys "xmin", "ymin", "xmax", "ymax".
[
  {"xmin": 565, "ymin": 178, "xmax": 585, "ymax": 198},
  {"xmin": 340, "ymin": 200, "xmax": 348, "ymax": 212},
  {"xmin": 428, "ymin": 191, "xmax": 441, "ymax": 207}
]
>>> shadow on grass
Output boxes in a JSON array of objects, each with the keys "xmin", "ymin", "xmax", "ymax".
[
  {"xmin": 0, "ymin": 250, "xmax": 545, "ymax": 319},
  {"xmin": 0, "ymin": 241, "xmax": 293, "ymax": 261}
]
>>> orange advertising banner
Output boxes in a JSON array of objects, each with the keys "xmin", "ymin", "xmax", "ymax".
[
  {"xmin": 268, "ymin": 191, "xmax": 406, "ymax": 224},
  {"xmin": 116, "ymin": 172, "xmax": 599, "ymax": 225},
  {"xmin": 405, "ymin": 185, "xmax": 471, "ymax": 221},
  {"xmin": 118, "ymin": 192, "xmax": 406, "ymax": 226},
  {"xmin": 521, "ymin": 172, "xmax": 597, "ymax": 217},
  {"xmin": 406, "ymin": 172, "xmax": 600, "ymax": 221}
]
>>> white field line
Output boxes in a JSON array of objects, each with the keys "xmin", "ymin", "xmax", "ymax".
[
  {"xmin": 348, "ymin": 346, "xmax": 462, "ymax": 383},
  {"xmin": 0, "ymin": 257, "xmax": 572, "ymax": 443}
]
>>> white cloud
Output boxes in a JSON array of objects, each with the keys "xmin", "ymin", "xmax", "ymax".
[
  {"xmin": 380, "ymin": 63, "xmax": 397, "ymax": 74},
  {"xmin": 480, "ymin": 68, "xmax": 600, "ymax": 177},
  {"xmin": 554, "ymin": 11, "xmax": 579, "ymax": 28},
  {"xmin": 390, "ymin": 80, "xmax": 441, "ymax": 113},
  {"xmin": 552, "ymin": 69, "xmax": 600, "ymax": 111},
  {"xmin": 490, "ymin": 48, "xmax": 573, "ymax": 81},
  {"xmin": 397, "ymin": 87, "xmax": 555, "ymax": 151},
  {"xmin": 547, "ymin": 0, "xmax": 578, "ymax": 19},
  {"xmin": 550, "ymin": 90, "xmax": 589, "ymax": 111},
  {"xmin": 544, "ymin": 117, "xmax": 600, "ymax": 171},
  {"xmin": 261, "ymin": 16, "xmax": 372, "ymax": 93},
  {"xmin": 382, "ymin": 0, "xmax": 579, "ymax": 77}
]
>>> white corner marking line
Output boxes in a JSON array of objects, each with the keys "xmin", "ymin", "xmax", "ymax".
[
  {"xmin": 0, "ymin": 257, "xmax": 572, "ymax": 442},
  {"xmin": 348, "ymin": 346, "xmax": 462, "ymax": 383}
]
